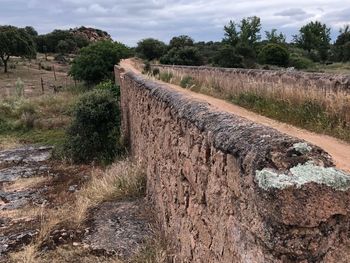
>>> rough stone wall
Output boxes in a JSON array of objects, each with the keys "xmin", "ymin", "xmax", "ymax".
[{"xmin": 115, "ymin": 66, "xmax": 350, "ymax": 263}]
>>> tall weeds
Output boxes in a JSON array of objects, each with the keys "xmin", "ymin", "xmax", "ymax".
[{"xmin": 153, "ymin": 65, "xmax": 350, "ymax": 142}]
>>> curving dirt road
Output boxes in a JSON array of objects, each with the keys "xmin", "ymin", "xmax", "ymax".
[{"xmin": 120, "ymin": 59, "xmax": 350, "ymax": 173}]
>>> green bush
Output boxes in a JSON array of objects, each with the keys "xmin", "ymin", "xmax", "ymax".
[
  {"xmin": 160, "ymin": 46, "xmax": 203, "ymax": 66},
  {"xmin": 159, "ymin": 72, "xmax": 173, "ymax": 82},
  {"xmin": 136, "ymin": 38, "xmax": 167, "ymax": 61},
  {"xmin": 95, "ymin": 80, "xmax": 120, "ymax": 98},
  {"xmin": 258, "ymin": 44, "xmax": 289, "ymax": 67},
  {"xmin": 289, "ymin": 55, "xmax": 314, "ymax": 69},
  {"xmin": 152, "ymin": 68, "xmax": 160, "ymax": 76},
  {"xmin": 180, "ymin": 76, "xmax": 196, "ymax": 89},
  {"xmin": 213, "ymin": 45, "xmax": 243, "ymax": 68},
  {"xmin": 142, "ymin": 61, "xmax": 151, "ymax": 74},
  {"xmin": 64, "ymin": 89, "xmax": 122, "ymax": 164},
  {"xmin": 69, "ymin": 41, "xmax": 131, "ymax": 85}
]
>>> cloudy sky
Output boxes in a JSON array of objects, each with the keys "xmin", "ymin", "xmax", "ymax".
[{"xmin": 0, "ymin": 0, "xmax": 349, "ymax": 46}]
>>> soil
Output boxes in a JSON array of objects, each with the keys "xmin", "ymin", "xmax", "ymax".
[{"xmin": 120, "ymin": 59, "xmax": 350, "ymax": 173}]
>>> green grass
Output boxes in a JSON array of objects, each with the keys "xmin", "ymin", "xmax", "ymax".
[
  {"xmin": 180, "ymin": 75, "xmax": 196, "ymax": 89},
  {"xmin": 11, "ymin": 129, "xmax": 66, "ymax": 147},
  {"xmin": 0, "ymin": 90, "xmax": 79, "ymax": 152},
  {"xmin": 159, "ymin": 72, "xmax": 173, "ymax": 83},
  {"xmin": 232, "ymin": 92, "xmax": 350, "ymax": 142},
  {"xmin": 0, "ymin": 129, "xmax": 66, "ymax": 153}
]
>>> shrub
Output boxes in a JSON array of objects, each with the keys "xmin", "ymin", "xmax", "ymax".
[
  {"xmin": 143, "ymin": 61, "xmax": 151, "ymax": 74},
  {"xmin": 64, "ymin": 89, "xmax": 122, "ymax": 164},
  {"xmin": 159, "ymin": 72, "xmax": 173, "ymax": 82},
  {"xmin": 258, "ymin": 44, "xmax": 289, "ymax": 67},
  {"xmin": 152, "ymin": 68, "xmax": 160, "ymax": 76},
  {"xmin": 69, "ymin": 41, "xmax": 131, "ymax": 85},
  {"xmin": 95, "ymin": 80, "xmax": 120, "ymax": 98},
  {"xmin": 15, "ymin": 78, "xmax": 24, "ymax": 97},
  {"xmin": 17, "ymin": 102, "xmax": 37, "ymax": 129},
  {"xmin": 289, "ymin": 55, "xmax": 314, "ymax": 69},
  {"xmin": 180, "ymin": 76, "xmax": 196, "ymax": 89}
]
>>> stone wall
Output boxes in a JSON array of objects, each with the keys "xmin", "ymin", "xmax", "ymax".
[{"xmin": 115, "ymin": 65, "xmax": 350, "ymax": 263}]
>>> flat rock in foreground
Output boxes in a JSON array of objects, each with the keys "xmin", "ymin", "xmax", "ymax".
[{"xmin": 84, "ymin": 200, "xmax": 153, "ymax": 260}]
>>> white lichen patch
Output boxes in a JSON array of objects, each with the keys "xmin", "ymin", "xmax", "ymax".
[
  {"xmin": 256, "ymin": 162, "xmax": 350, "ymax": 191},
  {"xmin": 293, "ymin": 142, "xmax": 312, "ymax": 154}
]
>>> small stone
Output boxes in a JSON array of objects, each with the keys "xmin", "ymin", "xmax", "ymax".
[
  {"xmin": 83, "ymin": 243, "xmax": 90, "ymax": 249},
  {"xmin": 68, "ymin": 185, "xmax": 78, "ymax": 193},
  {"xmin": 73, "ymin": 242, "xmax": 80, "ymax": 246}
]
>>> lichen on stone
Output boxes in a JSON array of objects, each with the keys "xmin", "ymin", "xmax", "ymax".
[
  {"xmin": 293, "ymin": 142, "xmax": 312, "ymax": 154},
  {"xmin": 256, "ymin": 162, "xmax": 350, "ymax": 191}
]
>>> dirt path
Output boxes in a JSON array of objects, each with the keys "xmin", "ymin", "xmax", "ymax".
[{"xmin": 120, "ymin": 59, "xmax": 350, "ymax": 173}]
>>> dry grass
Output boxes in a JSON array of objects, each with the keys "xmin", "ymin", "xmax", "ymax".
[
  {"xmin": 9, "ymin": 245, "xmax": 124, "ymax": 263},
  {"xmin": 5, "ymin": 177, "xmax": 48, "ymax": 192},
  {"xmin": 154, "ymin": 65, "xmax": 350, "ymax": 116},
  {"xmin": 0, "ymin": 135, "xmax": 20, "ymax": 150},
  {"xmin": 6, "ymin": 160, "xmax": 155, "ymax": 263},
  {"xmin": 151, "ymin": 64, "xmax": 350, "ymax": 142},
  {"xmin": 9, "ymin": 244, "xmax": 37, "ymax": 263},
  {"xmin": 73, "ymin": 159, "xmax": 146, "ymax": 224},
  {"xmin": 0, "ymin": 57, "xmax": 74, "ymax": 98}
]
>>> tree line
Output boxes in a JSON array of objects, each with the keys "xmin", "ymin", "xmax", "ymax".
[
  {"xmin": 136, "ymin": 17, "xmax": 350, "ymax": 69},
  {"xmin": 1, "ymin": 18, "xmax": 350, "ymax": 74},
  {"xmin": 0, "ymin": 25, "xmax": 107, "ymax": 73}
]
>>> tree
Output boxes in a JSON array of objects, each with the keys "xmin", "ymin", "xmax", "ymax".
[
  {"xmin": 223, "ymin": 20, "xmax": 240, "ymax": 46},
  {"xmin": 169, "ymin": 35, "xmax": 194, "ymax": 49},
  {"xmin": 160, "ymin": 35, "xmax": 202, "ymax": 66},
  {"xmin": 258, "ymin": 44, "xmax": 290, "ymax": 67},
  {"xmin": 24, "ymin": 26, "xmax": 38, "ymax": 37},
  {"xmin": 0, "ymin": 26, "xmax": 36, "ymax": 73},
  {"xmin": 194, "ymin": 41, "xmax": 222, "ymax": 64},
  {"xmin": 333, "ymin": 25, "xmax": 350, "ymax": 61},
  {"xmin": 265, "ymin": 29, "xmax": 286, "ymax": 44},
  {"xmin": 160, "ymin": 46, "xmax": 203, "ymax": 66},
  {"xmin": 56, "ymin": 40, "xmax": 70, "ymax": 55},
  {"xmin": 221, "ymin": 16, "xmax": 261, "ymax": 67},
  {"xmin": 69, "ymin": 41, "xmax": 131, "ymax": 85},
  {"xmin": 136, "ymin": 38, "xmax": 167, "ymax": 60},
  {"xmin": 294, "ymin": 21, "xmax": 331, "ymax": 62},
  {"xmin": 213, "ymin": 45, "xmax": 243, "ymax": 68},
  {"xmin": 239, "ymin": 16, "xmax": 261, "ymax": 46}
]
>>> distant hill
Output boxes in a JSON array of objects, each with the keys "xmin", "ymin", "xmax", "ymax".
[{"xmin": 69, "ymin": 26, "xmax": 112, "ymax": 42}]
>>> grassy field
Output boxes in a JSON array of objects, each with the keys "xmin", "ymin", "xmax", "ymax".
[
  {"xmin": 0, "ymin": 54, "xmax": 75, "ymax": 98},
  {"xmin": 0, "ymin": 56, "xmax": 80, "ymax": 151}
]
